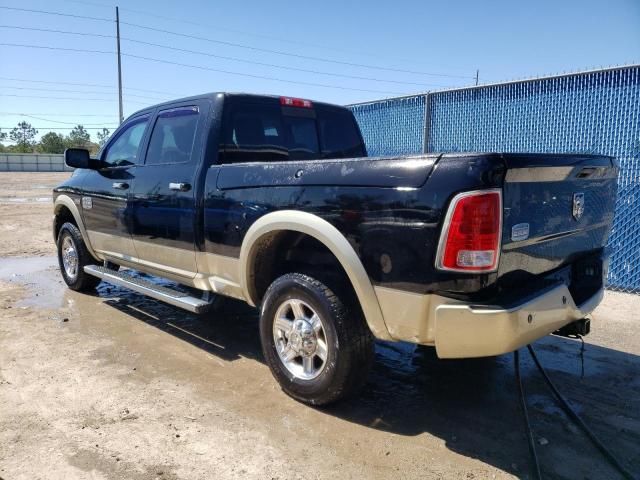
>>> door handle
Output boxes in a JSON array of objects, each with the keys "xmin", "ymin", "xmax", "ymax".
[
  {"xmin": 112, "ymin": 182, "xmax": 129, "ymax": 190},
  {"xmin": 169, "ymin": 182, "xmax": 191, "ymax": 192}
]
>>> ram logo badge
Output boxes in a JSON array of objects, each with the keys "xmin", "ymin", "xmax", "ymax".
[
  {"xmin": 511, "ymin": 223, "xmax": 530, "ymax": 242},
  {"xmin": 573, "ymin": 192, "xmax": 585, "ymax": 220},
  {"xmin": 81, "ymin": 197, "xmax": 93, "ymax": 210}
]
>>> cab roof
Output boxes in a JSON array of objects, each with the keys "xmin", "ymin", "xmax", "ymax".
[{"xmin": 127, "ymin": 92, "xmax": 346, "ymax": 121}]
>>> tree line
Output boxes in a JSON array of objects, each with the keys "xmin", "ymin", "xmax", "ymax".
[{"xmin": 0, "ymin": 122, "xmax": 111, "ymax": 155}]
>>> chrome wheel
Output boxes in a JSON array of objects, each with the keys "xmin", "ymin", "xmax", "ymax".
[
  {"xmin": 272, "ymin": 298, "xmax": 329, "ymax": 380},
  {"xmin": 61, "ymin": 235, "xmax": 79, "ymax": 280}
]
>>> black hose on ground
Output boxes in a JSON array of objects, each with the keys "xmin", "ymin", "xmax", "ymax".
[
  {"xmin": 514, "ymin": 350, "xmax": 543, "ymax": 480},
  {"xmin": 527, "ymin": 344, "xmax": 637, "ymax": 480}
]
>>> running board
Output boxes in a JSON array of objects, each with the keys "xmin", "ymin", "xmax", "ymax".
[{"xmin": 84, "ymin": 265, "xmax": 212, "ymax": 314}]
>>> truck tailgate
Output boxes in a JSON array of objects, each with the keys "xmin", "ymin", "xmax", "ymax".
[{"xmin": 499, "ymin": 154, "xmax": 618, "ymax": 286}]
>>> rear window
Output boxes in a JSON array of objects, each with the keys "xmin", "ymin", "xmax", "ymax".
[{"xmin": 219, "ymin": 99, "xmax": 365, "ymax": 163}]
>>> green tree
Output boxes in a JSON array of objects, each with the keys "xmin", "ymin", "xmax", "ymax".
[
  {"xmin": 0, "ymin": 129, "xmax": 7, "ymax": 153},
  {"xmin": 96, "ymin": 127, "xmax": 111, "ymax": 147},
  {"xmin": 38, "ymin": 132, "xmax": 67, "ymax": 154},
  {"xmin": 68, "ymin": 125, "xmax": 91, "ymax": 148},
  {"xmin": 9, "ymin": 122, "xmax": 38, "ymax": 153}
]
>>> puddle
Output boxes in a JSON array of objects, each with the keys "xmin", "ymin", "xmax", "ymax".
[
  {"xmin": 0, "ymin": 197, "xmax": 52, "ymax": 204},
  {"xmin": 0, "ymin": 256, "xmax": 58, "ymax": 279},
  {"xmin": 0, "ymin": 256, "xmax": 66, "ymax": 308}
]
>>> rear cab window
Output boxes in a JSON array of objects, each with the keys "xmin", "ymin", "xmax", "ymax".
[{"xmin": 219, "ymin": 96, "xmax": 366, "ymax": 164}]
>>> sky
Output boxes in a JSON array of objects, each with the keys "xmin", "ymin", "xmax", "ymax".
[{"xmin": 1, "ymin": 0, "xmax": 639, "ymax": 142}]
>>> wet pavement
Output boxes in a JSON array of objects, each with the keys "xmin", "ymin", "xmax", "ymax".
[
  {"xmin": 0, "ymin": 196, "xmax": 52, "ymax": 204},
  {"xmin": 1, "ymin": 255, "xmax": 638, "ymax": 479}
]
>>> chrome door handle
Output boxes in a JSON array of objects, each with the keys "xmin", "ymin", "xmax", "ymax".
[
  {"xmin": 112, "ymin": 182, "xmax": 129, "ymax": 190},
  {"xmin": 169, "ymin": 182, "xmax": 191, "ymax": 192}
]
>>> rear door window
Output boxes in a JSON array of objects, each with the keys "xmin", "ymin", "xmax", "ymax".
[{"xmin": 219, "ymin": 99, "xmax": 365, "ymax": 163}]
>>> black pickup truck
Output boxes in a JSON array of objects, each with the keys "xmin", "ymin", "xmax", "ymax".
[{"xmin": 53, "ymin": 93, "xmax": 618, "ymax": 405}]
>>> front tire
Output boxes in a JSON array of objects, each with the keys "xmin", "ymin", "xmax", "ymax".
[
  {"xmin": 260, "ymin": 273, "xmax": 374, "ymax": 406},
  {"xmin": 56, "ymin": 222, "xmax": 101, "ymax": 292}
]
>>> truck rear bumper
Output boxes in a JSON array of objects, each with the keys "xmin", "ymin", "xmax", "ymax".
[
  {"xmin": 374, "ymin": 279, "xmax": 604, "ymax": 359},
  {"xmin": 432, "ymin": 283, "xmax": 603, "ymax": 358}
]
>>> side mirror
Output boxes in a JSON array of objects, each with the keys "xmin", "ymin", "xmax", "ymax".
[{"xmin": 64, "ymin": 148, "xmax": 92, "ymax": 169}]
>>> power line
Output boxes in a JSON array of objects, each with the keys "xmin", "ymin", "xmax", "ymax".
[
  {"xmin": 0, "ymin": 85, "xmax": 167, "ymax": 101},
  {"xmin": 121, "ymin": 38, "xmax": 448, "ymax": 87},
  {"xmin": 0, "ymin": 5, "xmax": 473, "ymax": 79},
  {"xmin": 120, "ymin": 20, "xmax": 472, "ymax": 79},
  {"xmin": 0, "ymin": 5, "xmax": 111, "ymax": 22},
  {"xmin": 122, "ymin": 53, "xmax": 408, "ymax": 94},
  {"xmin": 1, "ymin": 111, "xmax": 118, "ymax": 117},
  {"xmin": 1, "ymin": 43, "xmax": 410, "ymax": 94},
  {"xmin": 62, "ymin": 0, "xmax": 469, "ymax": 73},
  {"xmin": 0, "ymin": 113, "xmax": 118, "ymax": 126},
  {"xmin": 0, "ymin": 24, "xmax": 113, "ymax": 39},
  {"xmin": 1, "ymin": 93, "xmax": 151, "ymax": 105},
  {"xmin": 0, "ymin": 111, "xmax": 118, "ymax": 117},
  {"xmin": 0, "ymin": 76, "xmax": 180, "ymax": 96},
  {"xmin": 0, "ymin": 42, "xmax": 113, "ymax": 55},
  {"xmin": 0, "ymin": 24, "xmax": 449, "ymax": 87},
  {"xmin": 1, "ymin": 126, "xmax": 114, "ymax": 130}
]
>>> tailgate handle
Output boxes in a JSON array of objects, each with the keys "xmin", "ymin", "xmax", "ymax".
[
  {"xmin": 577, "ymin": 167, "xmax": 597, "ymax": 178},
  {"xmin": 169, "ymin": 182, "xmax": 191, "ymax": 192},
  {"xmin": 577, "ymin": 166, "xmax": 610, "ymax": 179}
]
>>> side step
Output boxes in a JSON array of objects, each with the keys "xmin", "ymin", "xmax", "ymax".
[{"xmin": 84, "ymin": 265, "xmax": 212, "ymax": 314}]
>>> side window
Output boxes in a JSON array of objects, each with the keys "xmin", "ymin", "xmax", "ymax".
[
  {"xmin": 146, "ymin": 106, "xmax": 199, "ymax": 165},
  {"xmin": 103, "ymin": 117, "xmax": 149, "ymax": 167}
]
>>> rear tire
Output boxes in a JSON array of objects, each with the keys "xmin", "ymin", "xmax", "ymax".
[
  {"xmin": 260, "ymin": 273, "xmax": 374, "ymax": 406},
  {"xmin": 56, "ymin": 222, "xmax": 101, "ymax": 292}
]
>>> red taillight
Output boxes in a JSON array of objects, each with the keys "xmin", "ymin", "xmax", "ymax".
[
  {"xmin": 280, "ymin": 96, "xmax": 313, "ymax": 108},
  {"xmin": 436, "ymin": 190, "xmax": 502, "ymax": 272}
]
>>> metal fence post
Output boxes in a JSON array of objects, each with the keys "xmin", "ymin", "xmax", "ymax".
[{"xmin": 422, "ymin": 92, "xmax": 432, "ymax": 153}]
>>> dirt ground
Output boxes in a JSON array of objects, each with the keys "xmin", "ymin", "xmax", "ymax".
[{"xmin": 0, "ymin": 172, "xmax": 638, "ymax": 480}]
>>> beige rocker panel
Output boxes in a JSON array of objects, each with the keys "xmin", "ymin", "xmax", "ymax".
[
  {"xmin": 53, "ymin": 195, "xmax": 101, "ymax": 261},
  {"xmin": 239, "ymin": 210, "xmax": 393, "ymax": 341}
]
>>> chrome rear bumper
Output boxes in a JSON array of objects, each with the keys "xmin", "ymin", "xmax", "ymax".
[{"xmin": 433, "ymin": 283, "xmax": 603, "ymax": 358}]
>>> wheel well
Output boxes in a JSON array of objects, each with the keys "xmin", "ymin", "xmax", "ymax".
[
  {"xmin": 249, "ymin": 231, "xmax": 358, "ymax": 308},
  {"xmin": 54, "ymin": 206, "xmax": 77, "ymax": 241}
]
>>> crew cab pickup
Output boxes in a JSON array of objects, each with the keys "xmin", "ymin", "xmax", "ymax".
[{"xmin": 53, "ymin": 93, "xmax": 618, "ymax": 405}]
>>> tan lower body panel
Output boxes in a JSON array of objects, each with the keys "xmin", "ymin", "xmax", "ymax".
[
  {"xmin": 375, "ymin": 284, "xmax": 604, "ymax": 358},
  {"xmin": 87, "ymin": 231, "xmax": 137, "ymax": 261},
  {"xmin": 91, "ymin": 232, "xmax": 245, "ymax": 301},
  {"xmin": 374, "ymin": 286, "xmax": 449, "ymax": 344},
  {"xmin": 131, "ymin": 239, "xmax": 198, "ymax": 279}
]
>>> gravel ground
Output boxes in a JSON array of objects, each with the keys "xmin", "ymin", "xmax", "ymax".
[{"xmin": 0, "ymin": 172, "xmax": 638, "ymax": 480}]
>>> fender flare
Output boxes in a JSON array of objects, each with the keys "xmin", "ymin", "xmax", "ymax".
[
  {"xmin": 239, "ymin": 210, "xmax": 392, "ymax": 341},
  {"xmin": 53, "ymin": 194, "xmax": 100, "ymax": 260}
]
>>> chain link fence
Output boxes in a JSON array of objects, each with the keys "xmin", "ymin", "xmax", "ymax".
[{"xmin": 350, "ymin": 65, "xmax": 640, "ymax": 292}]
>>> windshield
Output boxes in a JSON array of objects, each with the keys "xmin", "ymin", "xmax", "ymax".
[{"xmin": 220, "ymin": 98, "xmax": 366, "ymax": 163}]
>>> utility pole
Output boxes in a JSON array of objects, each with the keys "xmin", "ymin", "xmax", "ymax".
[
  {"xmin": 475, "ymin": 69, "xmax": 479, "ymax": 86},
  {"xmin": 116, "ymin": 6, "xmax": 123, "ymax": 124}
]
